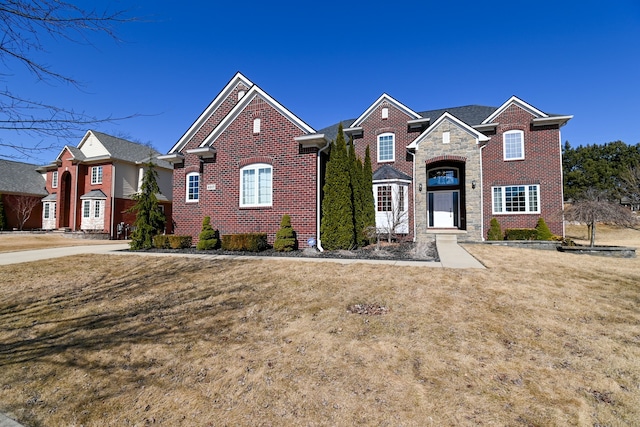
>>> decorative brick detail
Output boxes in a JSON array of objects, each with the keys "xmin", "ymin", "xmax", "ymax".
[
  {"xmin": 425, "ymin": 155, "xmax": 467, "ymax": 165},
  {"xmin": 239, "ymin": 156, "xmax": 273, "ymax": 167}
]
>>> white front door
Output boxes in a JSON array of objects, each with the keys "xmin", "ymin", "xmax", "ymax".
[{"xmin": 432, "ymin": 192, "xmax": 454, "ymax": 228}]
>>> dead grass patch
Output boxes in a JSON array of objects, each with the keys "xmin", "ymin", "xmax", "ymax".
[
  {"xmin": 0, "ymin": 233, "xmax": 117, "ymax": 253},
  {"xmin": 0, "ymin": 228, "xmax": 638, "ymax": 426}
]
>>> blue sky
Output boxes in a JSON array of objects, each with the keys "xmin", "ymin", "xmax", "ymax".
[{"xmin": 2, "ymin": 0, "xmax": 640, "ymax": 165}]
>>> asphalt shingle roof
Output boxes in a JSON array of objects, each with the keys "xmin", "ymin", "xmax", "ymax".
[
  {"xmin": 89, "ymin": 131, "xmax": 173, "ymax": 169},
  {"xmin": 372, "ymin": 164, "xmax": 412, "ymax": 181},
  {"xmin": 0, "ymin": 159, "xmax": 47, "ymax": 196}
]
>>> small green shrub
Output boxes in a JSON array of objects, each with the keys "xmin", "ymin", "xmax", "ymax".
[
  {"xmin": 221, "ymin": 233, "xmax": 268, "ymax": 252},
  {"xmin": 153, "ymin": 235, "xmax": 169, "ymax": 248},
  {"xmin": 505, "ymin": 228, "xmax": 538, "ymax": 240},
  {"xmin": 197, "ymin": 216, "xmax": 219, "ymax": 250},
  {"xmin": 168, "ymin": 235, "xmax": 192, "ymax": 249},
  {"xmin": 487, "ymin": 218, "xmax": 503, "ymax": 240},
  {"xmin": 274, "ymin": 215, "xmax": 297, "ymax": 252},
  {"xmin": 535, "ymin": 217, "xmax": 554, "ymax": 241}
]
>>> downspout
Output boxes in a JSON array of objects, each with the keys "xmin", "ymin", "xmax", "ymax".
[
  {"xmin": 111, "ymin": 163, "xmax": 117, "ymax": 239},
  {"xmin": 479, "ymin": 143, "xmax": 486, "ymax": 241},
  {"xmin": 316, "ymin": 139, "xmax": 332, "ymax": 252},
  {"xmin": 407, "ymin": 149, "xmax": 417, "ymax": 242},
  {"xmin": 559, "ymin": 131, "xmax": 565, "ymax": 238}
]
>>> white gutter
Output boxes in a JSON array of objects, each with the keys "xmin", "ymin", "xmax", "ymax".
[{"xmin": 316, "ymin": 139, "xmax": 332, "ymax": 252}]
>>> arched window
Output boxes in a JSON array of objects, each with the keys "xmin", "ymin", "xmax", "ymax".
[
  {"xmin": 377, "ymin": 133, "xmax": 395, "ymax": 162},
  {"xmin": 186, "ymin": 172, "xmax": 199, "ymax": 202},
  {"xmin": 503, "ymin": 130, "xmax": 524, "ymax": 160},
  {"xmin": 240, "ymin": 163, "xmax": 272, "ymax": 207}
]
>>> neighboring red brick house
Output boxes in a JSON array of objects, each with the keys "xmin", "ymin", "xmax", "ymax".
[
  {"xmin": 38, "ymin": 130, "xmax": 173, "ymax": 238},
  {"xmin": 0, "ymin": 159, "xmax": 47, "ymax": 230},
  {"xmin": 165, "ymin": 73, "xmax": 571, "ymax": 247}
]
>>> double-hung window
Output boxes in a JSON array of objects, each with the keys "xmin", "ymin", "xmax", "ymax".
[
  {"xmin": 51, "ymin": 171, "xmax": 58, "ymax": 188},
  {"xmin": 186, "ymin": 172, "xmax": 200, "ymax": 202},
  {"xmin": 83, "ymin": 200, "xmax": 91, "ymax": 218},
  {"xmin": 377, "ymin": 133, "xmax": 395, "ymax": 162},
  {"xmin": 91, "ymin": 166, "xmax": 103, "ymax": 184},
  {"xmin": 240, "ymin": 163, "xmax": 272, "ymax": 207},
  {"xmin": 503, "ymin": 130, "xmax": 524, "ymax": 161},
  {"xmin": 377, "ymin": 185, "xmax": 392, "ymax": 212},
  {"xmin": 492, "ymin": 185, "xmax": 539, "ymax": 214}
]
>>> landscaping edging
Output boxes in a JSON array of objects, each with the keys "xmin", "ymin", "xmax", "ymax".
[
  {"xmin": 481, "ymin": 240, "xmax": 561, "ymax": 251},
  {"xmin": 557, "ymin": 245, "xmax": 637, "ymax": 258}
]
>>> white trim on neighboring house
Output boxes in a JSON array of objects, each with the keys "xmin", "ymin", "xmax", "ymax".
[
  {"xmin": 350, "ymin": 93, "xmax": 422, "ymax": 128},
  {"xmin": 199, "ymin": 85, "xmax": 315, "ymax": 148},
  {"xmin": 168, "ymin": 72, "xmax": 254, "ymax": 154}
]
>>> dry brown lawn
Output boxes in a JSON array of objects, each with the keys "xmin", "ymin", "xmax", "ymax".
[
  {"xmin": 0, "ymin": 226, "xmax": 639, "ymax": 426},
  {"xmin": 0, "ymin": 233, "xmax": 118, "ymax": 253}
]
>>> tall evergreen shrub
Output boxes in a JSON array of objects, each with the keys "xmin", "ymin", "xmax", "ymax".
[
  {"xmin": 128, "ymin": 162, "xmax": 166, "ymax": 250},
  {"xmin": 349, "ymin": 141, "xmax": 366, "ymax": 246},
  {"xmin": 321, "ymin": 124, "xmax": 355, "ymax": 250},
  {"xmin": 362, "ymin": 145, "xmax": 376, "ymax": 237}
]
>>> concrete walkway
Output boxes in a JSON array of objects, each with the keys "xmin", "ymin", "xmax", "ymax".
[
  {"xmin": 0, "ymin": 413, "xmax": 22, "ymax": 427},
  {"xmin": 0, "ymin": 238, "xmax": 484, "ymax": 269}
]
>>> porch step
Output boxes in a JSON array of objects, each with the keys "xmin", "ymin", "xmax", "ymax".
[{"xmin": 435, "ymin": 234, "xmax": 458, "ymax": 243}]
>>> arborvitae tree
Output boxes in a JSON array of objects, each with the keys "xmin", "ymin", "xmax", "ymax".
[
  {"xmin": 274, "ymin": 214, "xmax": 297, "ymax": 252},
  {"xmin": 535, "ymin": 217, "xmax": 554, "ymax": 240},
  {"xmin": 362, "ymin": 145, "xmax": 376, "ymax": 235},
  {"xmin": 348, "ymin": 139, "xmax": 366, "ymax": 246},
  {"xmin": 197, "ymin": 216, "xmax": 219, "ymax": 250},
  {"xmin": 487, "ymin": 218, "xmax": 502, "ymax": 240},
  {"xmin": 0, "ymin": 194, "xmax": 5, "ymax": 230},
  {"xmin": 321, "ymin": 123, "xmax": 354, "ymax": 250},
  {"xmin": 128, "ymin": 162, "xmax": 166, "ymax": 250}
]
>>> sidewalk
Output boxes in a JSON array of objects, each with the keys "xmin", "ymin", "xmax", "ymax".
[
  {"xmin": 0, "ymin": 239, "xmax": 484, "ymax": 269},
  {"xmin": 0, "ymin": 413, "xmax": 22, "ymax": 427}
]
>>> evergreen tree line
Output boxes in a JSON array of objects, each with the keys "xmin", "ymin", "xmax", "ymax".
[
  {"xmin": 320, "ymin": 123, "xmax": 376, "ymax": 250},
  {"xmin": 563, "ymin": 140, "xmax": 640, "ymax": 202}
]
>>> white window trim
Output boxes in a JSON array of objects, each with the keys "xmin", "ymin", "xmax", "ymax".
[
  {"xmin": 503, "ymin": 130, "xmax": 524, "ymax": 161},
  {"xmin": 186, "ymin": 172, "xmax": 200, "ymax": 203},
  {"xmin": 492, "ymin": 184, "xmax": 540, "ymax": 214},
  {"xmin": 43, "ymin": 202, "xmax": 51, "ymax": 219},
  {"xmin": 240, "ymin": 163, "xmax": 273, "ymax": 208},
  {"xmin": 377, "ymin": 133, "xmax": 395, "ymax": 163},
  {"xmin": 83, "ymin": 200, "xmax": 91, "ymax": 218},
  {"xmin": 51, "ymin": 171, "xmax": 58, "ymax": 188},
  {"xmin": 91, "ymin": 166, "xmax": 103, "ymax": 184}
]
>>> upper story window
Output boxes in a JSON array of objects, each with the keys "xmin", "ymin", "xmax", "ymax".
[
  {"xmin": 240, "ymin": 163, "xmax": 272, "ymax": 207},
  {"xmin": 51, "ymin": 171, "xmax": 58, "ymax": 188},
  {"xmin": 381, "ymin": 107, "xmax": 389, "ymax": 119},
  {"xmin": 492, "ymin": 184, "xmax": 540, "ymax": 214},
  {"xmin": 377, "ymin": 133, "xmax": 395, "ymax": 163},
  {"xmin": 91, "ymin": 166, "xmax": 103, "ymax": 184},
  {"xmin": 503, "ymin": 130, "xmax": 524, "ymax": 161},
  {"xmin": 253, "ymin": 118, "xmax": 261, "ymax": 134},
  {"xmin": 186, "ymin": 172, "xmax": 199, "ymax": 202}
]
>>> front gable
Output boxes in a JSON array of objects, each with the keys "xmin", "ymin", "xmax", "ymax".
[
  {"xmin": 408, "ymin": 112, "xmax": 489, "ymax": 151},
  {"xmin": 169, "ymin": 72, "xmax": 254, "ymax": 154},
  {"xmin": 77, "ymin": 130, "xmax": 109, "ymax": 158},
  {"xmin": 199, "ymin": 85, "xmax": 315, "ymax": 148},
  {"xmin": 348, "ymin": 93, "xmax": 421, "ymax": 130}
]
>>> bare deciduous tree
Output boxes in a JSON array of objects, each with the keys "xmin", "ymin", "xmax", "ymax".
[
  {"xmin": 4, "ymin": 194, "xmax": 40, "ymax": 230},
  {"xmin": 564, "ymin": 188, "xmax": 637, "ymax": 246},
  {"xmin": 0, "ymin": 1, "xmax": 135, "ymax": 159},
  {"xmin": 377, "ymin": 185, "xmax": 408, "ymax": 244}
]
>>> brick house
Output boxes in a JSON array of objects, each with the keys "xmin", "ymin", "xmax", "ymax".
[
  {"xmin": 165, "ymin": 73, "xmax": 571, "ymax": 247},
  {"xmin": 38, "ymin": 130, "xmax": 173, "ymax": 238},
  {"xmin": 0, "ymin": 159, "xmax": 47, "ymax": 230}
]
